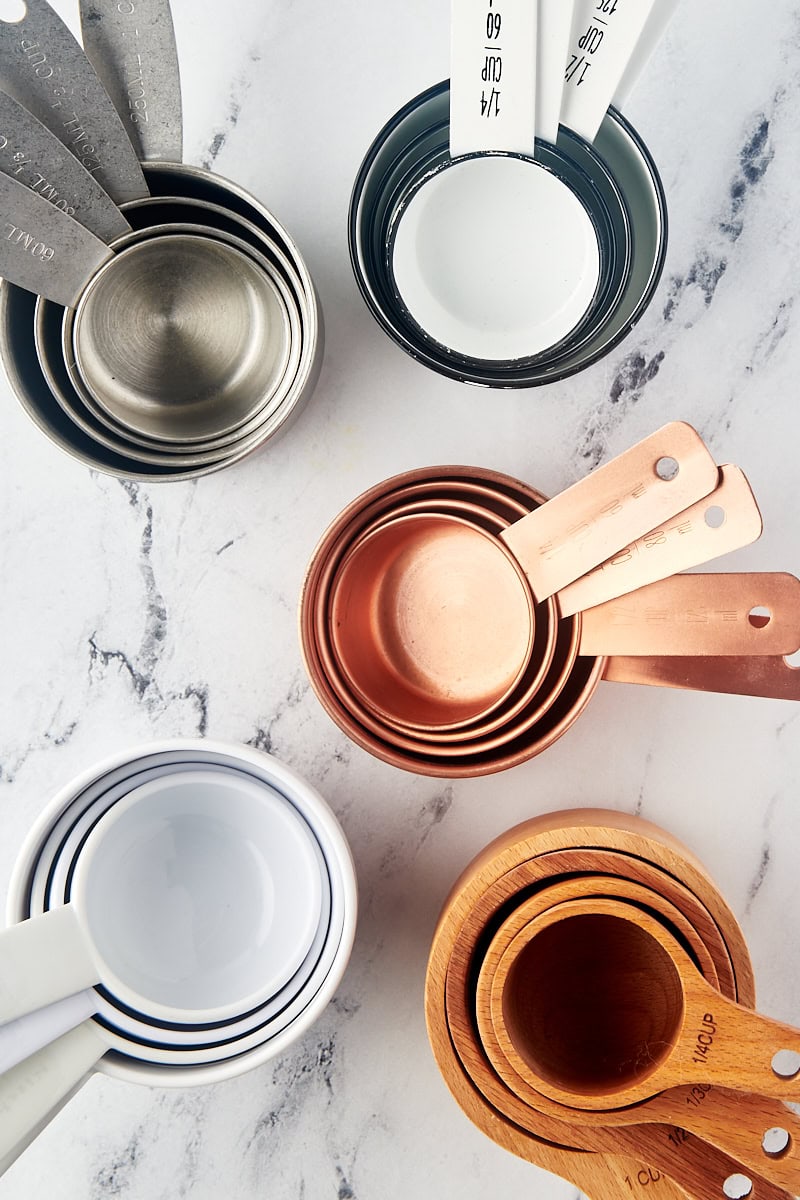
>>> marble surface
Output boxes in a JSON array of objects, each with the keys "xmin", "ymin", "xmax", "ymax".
[{"xmin": 1, "ymin": 0, "xmax": 800, "ymax": 1196}]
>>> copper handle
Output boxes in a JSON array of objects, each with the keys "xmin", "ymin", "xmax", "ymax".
[
  {"xmin": 499, "ymin": 422, "xmax": 719, "ymax": 600},
  {"xmin": 602, "ymin": 654, "xmax": 800, "ymax": 698},
  {"xmin": 557, "ymin": 465, "xmax": 763, "ymax": 617},
  {"xmin": 577, "ymin": 573, "xmax": 800, "ymax": 657}
]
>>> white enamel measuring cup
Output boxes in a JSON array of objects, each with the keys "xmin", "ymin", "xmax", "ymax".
[
  {"xmin": 388, "ymin": 0, "xmax": 658, "ymax": 363},
  {"xmin": 0, "ymin": 769, "xmax": 323, "ymax": 1027}
]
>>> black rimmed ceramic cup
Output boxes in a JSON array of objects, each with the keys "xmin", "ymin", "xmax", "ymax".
[{"xmin": 349, "ymin": 80, "xmax": 667, "ymax": 388}]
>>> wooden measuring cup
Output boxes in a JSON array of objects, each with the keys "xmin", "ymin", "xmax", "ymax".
[
  {"xmin": 427, "ymin": 813, "xmax": 798, "ymax": 1199},
  {"xmin": 486, "ymin": 895, "xmax": 800, "ymax": 1110},
  {"xmin": 475, "ymin": 881, "xmax": 800, "ymax": 1192}
]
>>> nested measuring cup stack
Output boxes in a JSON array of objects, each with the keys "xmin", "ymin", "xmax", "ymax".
[
  {"xmin": 0, "ymin": 0, "xmax": 322, "ymax": 480},
  {"xmin": 299, "ymin": 422, "xmax": 800, "ymax": 778},
  {"xmin": 0, "ymin": 740, "xmax": 357, "ymax": 1177},
  {"xmin": 425, "ymin": 809, "xmax": 800, "ymax": 1200},
  {"xmin": 350, "ymin": 3, "xmax": 673, "ymax": 386}
]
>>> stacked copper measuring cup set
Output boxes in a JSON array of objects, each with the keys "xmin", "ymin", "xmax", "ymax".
[
  {"xmin": 425, "ymin": 808, "xmax": 800, "ymax": 1200},
  {"xmin": 300, "ymin": 421, "xmax": 800, "ymax": 777}
]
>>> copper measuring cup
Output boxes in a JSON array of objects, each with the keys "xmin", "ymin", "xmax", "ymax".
[
  {"xmin": 300, "ymin": 467, "xmax": 599, "ymax": 775},
  {"xmin": 324, "ymin": 423, "xmax": 719, "ymax": 735},
  {"xmin": 316, "ymin": 493, "xmax": 559, "ymax": 742}
]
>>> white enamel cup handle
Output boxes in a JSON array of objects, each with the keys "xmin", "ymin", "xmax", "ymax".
[
  {"xmin": 561, "ymin": 0, "xmax": 658, "ymax": 142},
  {"xmin": 449, "ymin": 0, "xmax": 538, "ymax": 156},
  {"xmin": 0, "ymin": 990, "xmax": 96, "ymax": 1075},
  {"xmin": 0, "ymin": 906, "xmax": 99, "ymax": 1025},
  {"xmin": 613, "ymin": 0, "xmax": 682, "ymax": 108},
  {"xmin": 0, "ymin": 1023, "xmax": 104, "ymax": 1176}
]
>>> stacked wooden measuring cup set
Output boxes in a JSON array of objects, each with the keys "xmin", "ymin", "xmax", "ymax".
[
  {"xmin": 426, "ymin": 809, "xmax": 800, "ymax": 1200},
  {"xmin": 301, "ymin": 421, "xmax": 800, "ymax": 777}
]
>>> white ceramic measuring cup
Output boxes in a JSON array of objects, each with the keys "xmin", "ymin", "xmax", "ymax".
[
  {"xmin": 17, "ymin": 759, "xmax": 334, "ymax": 1058},
  {"xmin": 3, "ymin": 739, "xmax": 357, "ymax": 1086},
  {"xmin": 0, "ymin": 769, "xmax": 323, "ymax": 1027},
  {"xmin": 0, "ymin": 741, "xmax": 358, "ymax": 1177}
]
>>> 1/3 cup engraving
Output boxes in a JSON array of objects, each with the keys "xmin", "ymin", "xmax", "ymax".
[{"xmin": 0, "ymin": 133, "xmax": 76, "ymax": 214}]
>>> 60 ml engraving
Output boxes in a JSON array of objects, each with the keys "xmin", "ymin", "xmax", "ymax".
[{"xmin": 3, "ymin": 222, "xmax": 55, "ymax": 262}]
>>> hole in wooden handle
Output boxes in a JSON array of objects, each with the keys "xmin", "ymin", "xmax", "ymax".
[{"xmin": 772, "ymin": 1049, "xmax": 800, "ymax": 1079}]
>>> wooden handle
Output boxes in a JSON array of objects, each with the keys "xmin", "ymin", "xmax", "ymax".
[{"xmin": 651, "ymin": 1087, "xmax": 800, "ymax": 1195}]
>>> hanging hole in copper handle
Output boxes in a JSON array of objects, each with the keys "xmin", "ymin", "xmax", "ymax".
[
  {"xmin": 749, "ymin": 606, "xmax": 773, "ymax": 629},
  {"xmin": 655, "ymin": 455, "xmax": 680, "ymax": 481},
  {"xmin": 704, "ymin": 504, "xmax": 727, "ymax": 529}
]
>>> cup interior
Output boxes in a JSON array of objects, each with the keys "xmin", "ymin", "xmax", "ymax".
[{"xmin": 73, "ymin": 769, "xmax": 323, "ymax": 1019}]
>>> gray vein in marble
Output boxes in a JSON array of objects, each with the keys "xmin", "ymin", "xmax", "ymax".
[
  {"xmin": 662, "ymin": 112, "xmax": 775, "ymax": 326},
  {"xmin": 246, "ymin": 674, "xmax": 313, "ymax": 755},
  {"xmin": 746, "ymin": 298, "xmax": 794, "ymax": 375},
  {"xmin": 242, "ymin": 1033, "xmax": 338, "ymax": 1159},
  {"xmin": 91, "ymin": 1126, "xmax": 143, "ymax": 1196},
  {"xmin": 167, "ymin": 1090, "xmax": 210, "ymax": 1197},
  {"xmin": 379, "ymin": 786, "xmax": 454, "ymax": 878},
  {"xmin": 89, "ymin": 484, "xmax": 168, "ymax": 700},
  {"xmin": 745, "ymin": 844, "xmax": 771, "ymax": 915},
  {"xmin": 575, "ymin": 100, "xmax": 782, "ymax": 473},
  {"xmin": 181, "ymin": 683, "xmax": 210, "ymax": 736},
  {"xmin": 745, "ymin": 792, "xmax": 780, "ymax": 915},
  {"xmin": 0, "ymin": 707, "xmax": 78, "ymax": 785},
  {"xmin": 634, "ymin": 751, "xmax": 654, "ymax": 818},
  {"xmin": 201, "ymin": 71, "xmax": 256, "ymax": 171},
  {"xmin": 776, "ymin": 707, "xmax": 800, "ymax": 739},
  {"xmin": 335, "ymin": 1167, "xmax": 357, "ymax": 1198}
]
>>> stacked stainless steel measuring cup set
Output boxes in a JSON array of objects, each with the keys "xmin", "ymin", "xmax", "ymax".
[{"xmin": 0, "ymin": 0, "xmax": 322, "ymax": 480}]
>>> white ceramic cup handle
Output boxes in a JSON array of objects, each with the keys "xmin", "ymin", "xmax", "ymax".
[
  {"xmin": 0, "ymin": 1023, "xmax": 103, "ymax": 1176},
  {"xmin": 0, "ymin": 907, "xmax": 99, "ymax": 1025},
  {"xmin": 561, "ymin": 0, "xmax": 658, "ymax": 142},
  {"xmin": 613, "ymin": 0, "xmax": 681, "ymax": 107},
  {"xmin": 450, "ymin": 0, "xmax": 538, "ymax": 156},
  {"xmin": 0, "ymin": 991, "xmax": 97, "ymax": 1075}
]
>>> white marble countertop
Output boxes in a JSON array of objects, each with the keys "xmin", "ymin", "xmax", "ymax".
[{"xmin": 1, "ymin": 1, "xmax": 800, "ymax": 1196}]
